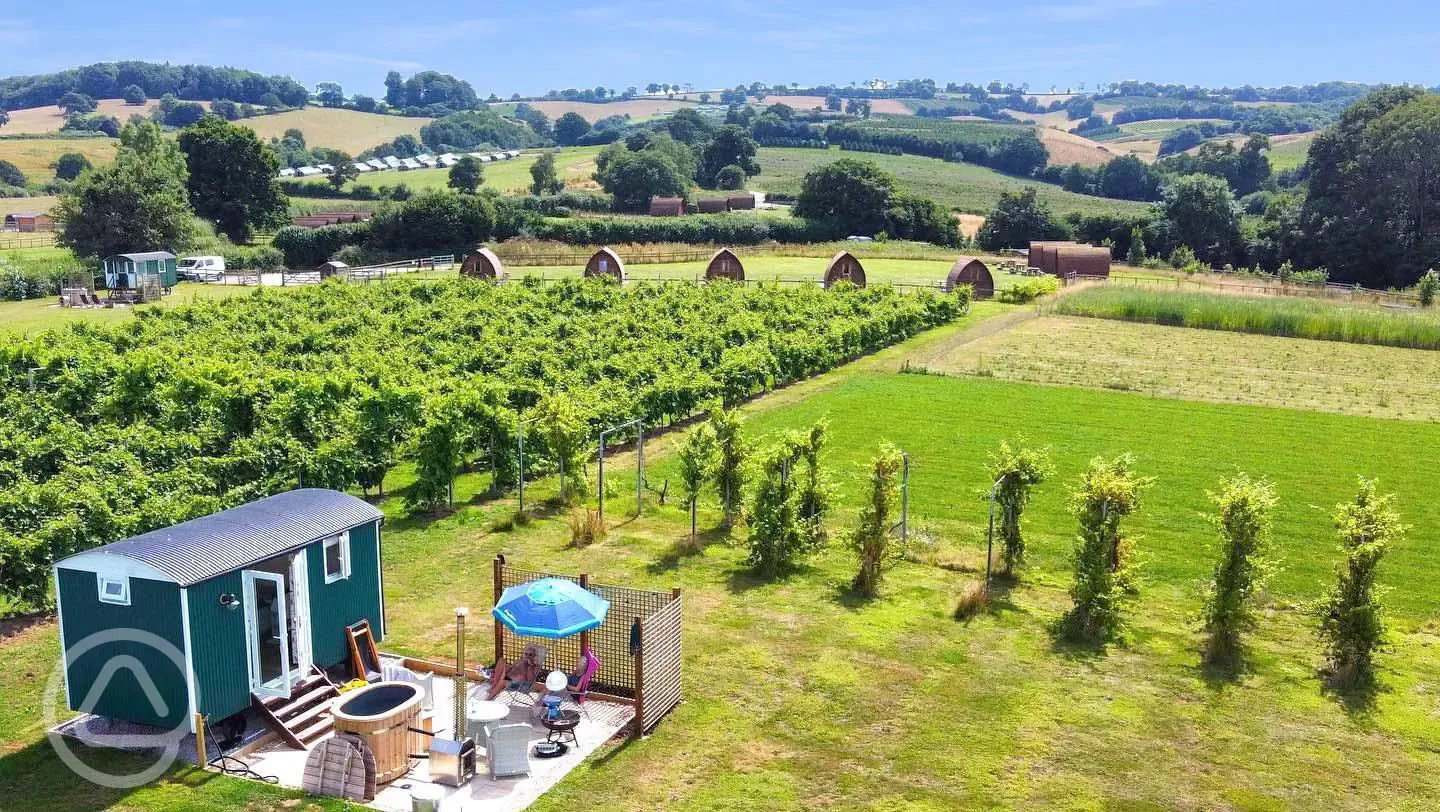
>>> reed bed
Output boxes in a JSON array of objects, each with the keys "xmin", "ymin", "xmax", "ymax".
[{"xmin": 1055, "ymin": 286, "xmax": 1440, "ymax": 350}]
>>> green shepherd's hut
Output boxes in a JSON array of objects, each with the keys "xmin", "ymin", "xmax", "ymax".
[{"xmin": 53, "ymin": 489, "xmax": 386, "ymax": 735}]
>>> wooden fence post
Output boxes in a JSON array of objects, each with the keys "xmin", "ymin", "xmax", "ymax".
[
  {"xmin": 632, "ymin": 616, "xmax": 645, "ymax": 740},
  {"xmin": 492, "ymin": 555, "xmax": 505, "ymax": 666}
]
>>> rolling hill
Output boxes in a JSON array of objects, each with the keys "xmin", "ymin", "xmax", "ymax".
[
  {"xmin": 0, "ymin": 98, "xmax": 158, "ymax": 134},
  {"xmin": 236, "ymin": 108, "xmax": 433, "ymax": 154}
]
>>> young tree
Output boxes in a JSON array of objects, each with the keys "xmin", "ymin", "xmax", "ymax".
[
  {"xmin": 1417, "ymin": 269, "xmax": 1439, "ymax": 307},
  {"xmin": 986, "ymin": 438, "xmax": 1054, "ymax": 576},
  {"xmin": 677, "ymin": 422, "xmax": 717, "ymax": 542},
  {"xmin": 1126, "ymin": 226, "xmax": 1147, "ymax": 265},
  {"xmin": 0, "ymin": 110, "xmax": 10, "ymax": 129},
  {"xmin": 715, "ymin": 164, "xmax": 746, "ymax": 190},
  {"xmin": 55, "ymin": 121, "xmax": 197, "ymax": 259},
  {"xmin": 536, "ymin": 392, "xmax": 591, "ymax": 504},
  {"xmin": 315, "ymin": 82, "xmax": 345, "ymax": 108},
  {"xmin": 553, "ymin": 112, "xmax": 591, "ymax": 146},
  {"xmin": 1061, "ymin": 454, "xmax": 1152, "ymax": 643},
  {"xmin": 529, "ymin": 150, "xmax": 564, "ymax": 195},
  {"xmin": 747, "ymin": 442, "xmax": 822, "ymax": 579},
  {"xmin": 1199, "ymin": 474, "xmax": 1278, "ymax": 668},
  {"xmin": 384, "ymin": 70, "xmax": 406, "ymax": 107},
  {"xmin": 793, "ymin": 158, "xmax": 896, "ymax": 236},
  {"xmin": 788, "ymin": 419, "xmax": 834, "ymax": 544},
  {"xmin": 353, "ymin": 383, "xmax": 422, "ymax": 497},
  {"xmin": 122, "ymin": 84, "xmax": 147, "ymax": 105},
  {"xmin": 1161, "ymin": 174, "xmax": 1241, "ymax": 267},
  {"xmin": 825, "ymin": 94, "xmax": 842, "ymax": 112},
  {"xmin": 848, "ymin": 442, "xmax": 906, "ymax": 597},
  {"xmin": 448, "ymin": 155, "xmax": 484, "ymax": 194},
  {"xmin": 177, "ymin": 116, "xmax": 289, "ymax": 241},
  {"xmin": 1316, "ymin": 478, "xmax": 1403, "ymax": 688},
  {"xmin": 708, "ymin": 407, "xmax": 748, "ymax": 527},
  {"xmin": 327, "ymin": 152, "xmax": 359, "ymax": 191}
]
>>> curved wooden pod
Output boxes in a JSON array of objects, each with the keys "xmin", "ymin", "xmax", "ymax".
[
  {"xmin": 945, "ymin": 256, "xmax": 994, "ymax": 298},
  {"xmin": 330, "ymin": 682, "xmax": 426, "ymax": 783},
  {"xmin": 584, "ymin": 247, "xmax": 627, "ymax": 282},
  {"xmin": 704, "ymin": 248, "xmax": 745, "ymax": 282},
  {"xmin": 1053, "ymin": 245, "xmax": 1112, "ymax": 278},
  {"xmin": 460, "ymin": 245, "xmax": 505, "ymax": 281},
  {"xmin": 823, "ymin": 251, "xmax": 866, "ymax": 289}
]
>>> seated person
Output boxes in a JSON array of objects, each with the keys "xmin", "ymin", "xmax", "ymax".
[{"xmin": 485, "ymin": 643, "xmax": 543, "ymax": 700}]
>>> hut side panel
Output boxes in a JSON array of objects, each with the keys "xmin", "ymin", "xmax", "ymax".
[
  {"xmin": 460, "ymin": 247, "xmax": 505, "ymax": 280},
  {"xmin": 1055, "ymin": 246, "xmax": 1112, "ymax": 278},
  {"xmin": 56, "ymin": 569, "xmax": 189, "ymax": 728},
  {"xmin": 306, "ymin": 521, "xmax": 385, "ymax": 668},
  {"xmin": 584, "ymin": 249, "xmax": 626, "ymax": 282},
  {"xmin": 188, "ymin": 570, "xmax": 253, "ymax": 721},
  {"xmin": 947, "ymin": 258, "xmax": 995, "ymax": 298}
]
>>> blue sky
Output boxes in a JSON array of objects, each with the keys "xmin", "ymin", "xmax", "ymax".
[{"xmin": 3, "ymin": 1, "xmax": 1436, "ymax": 98}]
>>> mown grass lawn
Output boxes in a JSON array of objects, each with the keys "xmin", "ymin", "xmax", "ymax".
[
  {"xmin": 5, "ymin": 303, "xmax": 1440, "ymax": 809},
  {"xmin": 0, "ymin": 282, "xmax": 257, "ymax": 336}
]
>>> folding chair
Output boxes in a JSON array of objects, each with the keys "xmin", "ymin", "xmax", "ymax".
[{"xmin": 560, "ymin": 647, "xmax": 601, "ymax": 720}]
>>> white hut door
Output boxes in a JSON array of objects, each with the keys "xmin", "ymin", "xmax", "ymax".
[{"xmin": 242, "ymin": 570, "xmax": 292, "ymax": 699}]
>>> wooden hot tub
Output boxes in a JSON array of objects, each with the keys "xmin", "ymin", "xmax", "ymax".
[{"xmin": 331, "ymin": 682, "xmax": 426, "ymax": 783}]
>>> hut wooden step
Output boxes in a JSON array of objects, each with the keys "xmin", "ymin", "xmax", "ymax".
[{"xmin": 253, "ymin": 673, "xmax": 341, "ymax": 750}]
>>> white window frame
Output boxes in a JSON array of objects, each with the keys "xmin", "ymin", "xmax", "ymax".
[
  {"xmin": 97, "ymin": 574, "xmax": 130, "ymax": 605},
  {"xmin": 323, "ymin": 531, "xmax": 351, "ymax": 584}
]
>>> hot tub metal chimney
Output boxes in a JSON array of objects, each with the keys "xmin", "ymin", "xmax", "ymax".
[{"xmin": 454, "ymin": 606, "xmax": 468, "ymax": 741}]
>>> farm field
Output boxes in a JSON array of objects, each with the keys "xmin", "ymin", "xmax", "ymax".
[
  {"xmin": 0, "ymin": 195, "xmax": 58, "ymax": 216},
  {"xmin": 0, "ymin": 136, "xmax": 117, "ymax": 179},
  {"xmin": 8, "ymin": 303, "xmax": 1440, "ymax": 808},
  {"xmin": 1118, "ymin": 117, "xmax": 1230, "ymax": 136},
  {"xmin": 0, "ymin": 99, "xmax": 158, "ymax": 134},
  {"xmin": 336, "ymin": 146, "xmax": 603, "ymax": 195},
  {"xmin": 751, "ymin": 146, "xmax": 1153, "ymax": 217},
  {"xmin": 236, "ymin": 107, "xmax": 433, "ymax": 154},
  {"xmin": 0, "ymin": 280, "xmax": 260, "ymax": 334},
  {"xmin": 493, "ymin": 99, "xmax": 698, "ymax": 122},
  {"xmin": 918, "ymin": 313, "xmax": 1440, "ymax": 421},
  {"xmin": 1033, "ymin": 126, "xmax": 1120, "ymax": 167},
  {"xmin": 1055, "ymin": 285, "xmax": 1440, "ymax": 349}
]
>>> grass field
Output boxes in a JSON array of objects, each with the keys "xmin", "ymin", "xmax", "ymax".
[
  {"xmin": 1055, "ymin": 285, "xmax": 1440, "ymax": 349},
  {"xmin": 0, "ymin": 136, "xmax": 117, "ymax": 179},
  {"xmin": 1118, "ymin": 118, "xmax": 1230, "ymax": 136},
  {"xmin": 340, "ymin": 146, "xmax": 604, "ymax": 195},
  {"xmin": 0, "ymin": 195, "xmax": 58, "ymax": 216},
  {"xmin": 0, "ymin": 282, "xmax": 258, "ymax": 335},
  {"xmin": 751, "ymin": 147, "xmax": 1152, "ymax": 217},
  {"xmin": 1033, "ymin": 126, "xmax": 1120, "ymax": 167},
  {"xmin": 0, "ymin": 99, "xmax": 158, "ymax": 135},
  {"xmin": 919, "ymin": 313, "xmax": 1440, "ymax": 421},
  {"xmin": 237, "ymin": 108, "xmax": 433, "ymax": 154},
  {"xmin": 7, "ymin": 300, "xmax": 1440, "ymax": 808}
]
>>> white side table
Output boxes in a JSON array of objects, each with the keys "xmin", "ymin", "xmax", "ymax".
[{"xmin": 466, "ymin": 699, "xmax": 511, "ymax": 749}]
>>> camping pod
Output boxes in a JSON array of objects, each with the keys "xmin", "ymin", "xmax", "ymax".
[
  {"xmin": 52, "ymin": 489, "xmax": 386, "ymax": 733},
  {"xmin": 460, "ymin": 246, "xmax": 505, "ymax": 281},
  {"xmin": 945, "ymin": 257, "xmax": 995, "ymax": 298},
  {"xmin": 1053, "ymin": 245, "xmax": 1112, "ymax": 278},
  {"xmin": 584, "ymin": 247, "xmax": 626, "ymax": 282},
  {"xmin": 705, "ymin": 248, "xmax": 745, "ymax": 282},
  {"xmin": 823, "ymin": 251, "xmax": 867, "ymax": 288}
]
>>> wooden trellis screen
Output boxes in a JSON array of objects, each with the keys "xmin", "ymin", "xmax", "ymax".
[{"xmin": 492, "ymin": 556, "xmax": 683, "ymax": 736}]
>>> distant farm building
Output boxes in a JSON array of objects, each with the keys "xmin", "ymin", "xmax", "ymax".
[
  {"xmin": 1028, "ymin": 241, "xmax": 1112, "ymax": 278},
  {"xmin": 945, "ymin": 257, "xmax": 994, "ymax": 298},
  {"xmin": 366, "ymin": 159, "xmax": 387, "ymax": 171},
  {"xmin": 291, "ymin": 211, "xmax": 373, "ymax": 229},
  {"xmin": 352, "ymin": 162, "xmax": 370, "ymax": 173},
  {"xmin": 649, "ymin": 197, "xmax": 685, "ymax": 217},
  {"xmin": 278, "ymin": 168, "xmax": 296, "ymax": 178},
  {"xmin": 726, "ymin": 193, "xmax": 757, "ymax": 210},
  {"xmin": 823, "ymin": 251, "xmax": 867, "ymax": 288},
  {"xmin": 295, "ymin": 166, "xmax": 323, "ymax": 177},
  {"xmin": 698, "ymin": 198, "xmax": 728, "ymax": 214},
  {"xmin": 584, "ymin": 247, "xmax": 626, "ymax": 282},
  {"xmin": 460, "ymin": 246, "xmax": 505, "ymax": 281},
  {"xmin": 318, "ymin": 260, "xmax": 348, "ymax": 279},
  {"xmin": 383, "ymin": 156, "xmax": 402, "ymax": 169},
  {"xmin": 3, "ymin": 211, "xmax": 54, "ymax": 232},
  {"xmin": 705, "ymin": 248, "xmax": 745, "ymax": 281}
]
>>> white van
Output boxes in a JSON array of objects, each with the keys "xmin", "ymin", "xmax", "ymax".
[{"xmin": 178, "ymin": 256, "xmax": 226, "ymax": 282}]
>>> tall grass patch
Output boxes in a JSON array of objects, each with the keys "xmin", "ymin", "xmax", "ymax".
[{"xmin": 1056, "ymin": 286, "xmax": 1440, "ymax": 350}]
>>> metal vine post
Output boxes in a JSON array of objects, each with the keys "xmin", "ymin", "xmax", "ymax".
[{"xmin": 598, "ymin": 418, "xmax": 644, "ymax": 525}]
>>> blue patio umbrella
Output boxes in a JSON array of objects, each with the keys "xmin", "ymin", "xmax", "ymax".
[{"xmin": 492, "ymin": 578, "xmax": 611, "ymax": 639}]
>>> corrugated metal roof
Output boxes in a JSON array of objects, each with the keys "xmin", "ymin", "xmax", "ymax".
[
  {"xmin": 105, "ymin": 252, "xmax": 176, "ymax": 262},
  {"xmin": 58, "ymin": 489, "xmax": 382, "ymax": 586}
]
